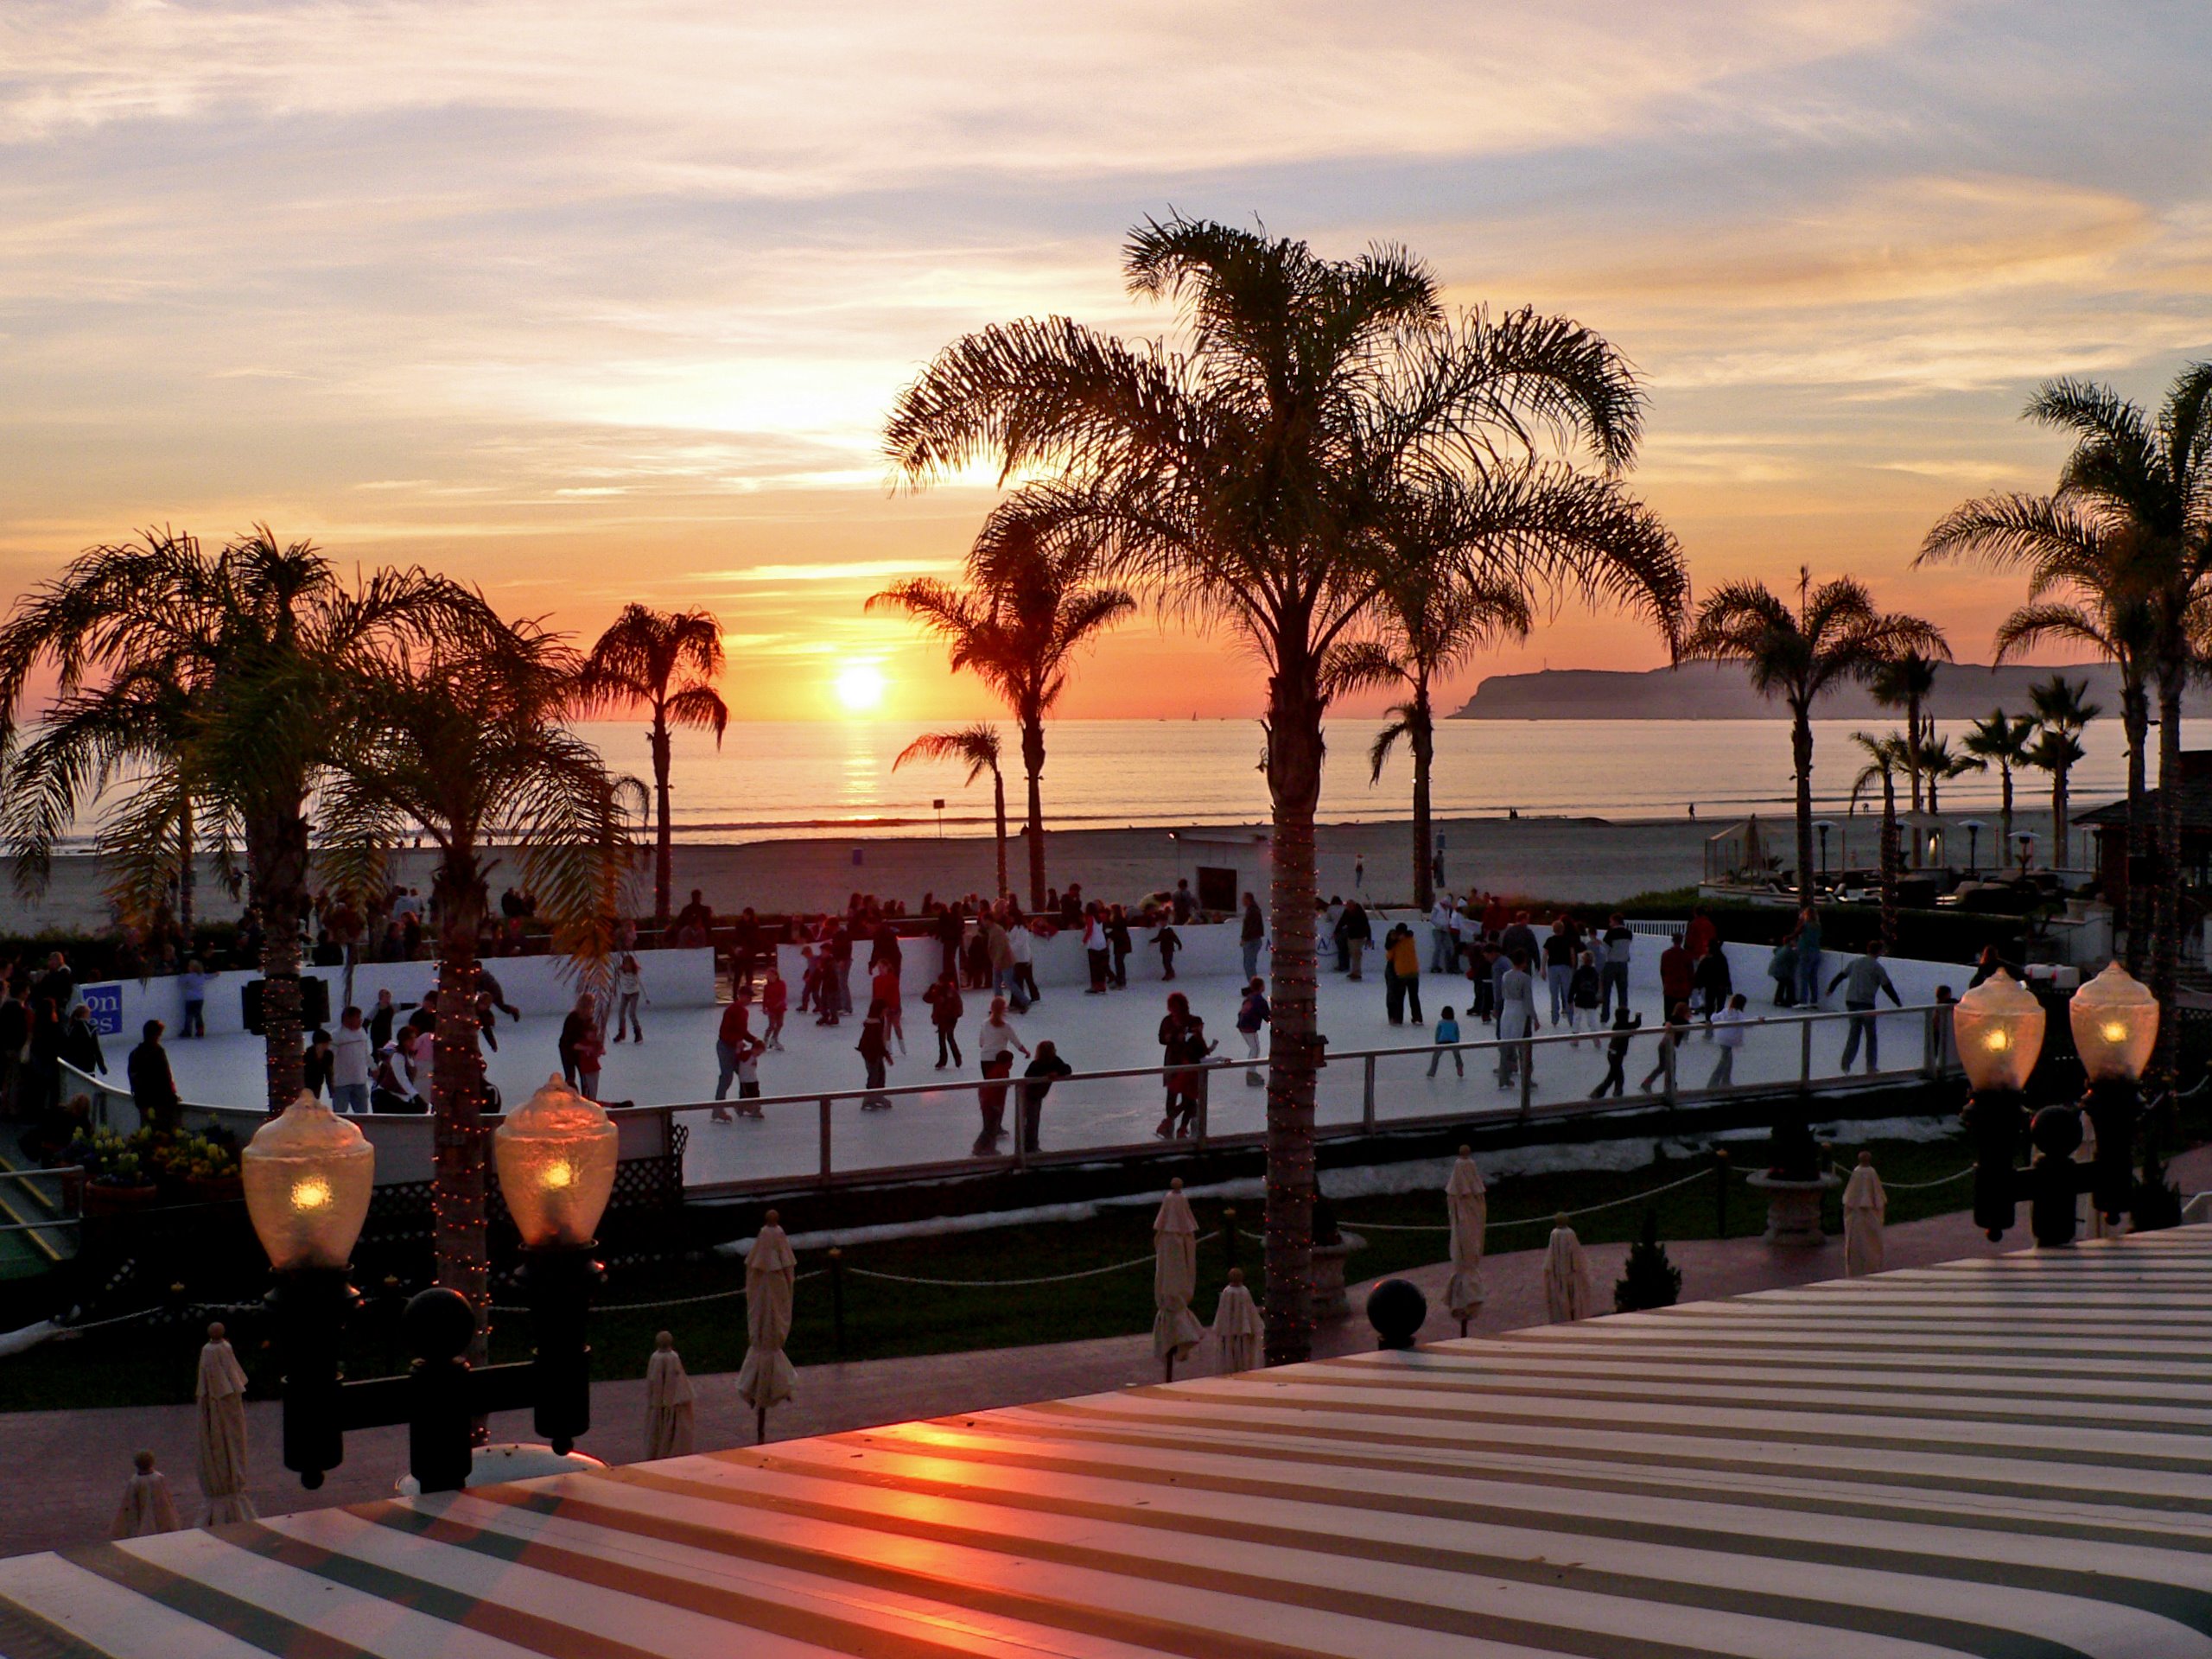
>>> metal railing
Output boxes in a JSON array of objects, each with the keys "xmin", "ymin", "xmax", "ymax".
[{"xmin": 55, "ymin": 1003, "xmax": 1957, "ymax": 1199}]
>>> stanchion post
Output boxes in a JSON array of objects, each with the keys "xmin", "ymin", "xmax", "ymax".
[
  {"xmin": 829, "ymin": 1246, "xmax": 846, "ymax": 1357},
  {"xmin": 818, "ymin": 1096, "xmax": 833, "ymax": 1185},
  {"xmin": 1713, "ymin": 1148, "xmax": 1729, "ymax": 1237},
  {"xmin": 1222, "ymin": 1205, "xmax": 1238, "ymax": 1274}
]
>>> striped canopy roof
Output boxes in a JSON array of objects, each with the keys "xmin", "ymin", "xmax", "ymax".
[{"xmin": 5, "ymin": 1227, "xmax": 2212, "ymax": 1657}]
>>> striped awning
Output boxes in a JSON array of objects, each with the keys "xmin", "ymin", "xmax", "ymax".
[{"xmin": 7, "ymin": 1228, "xmax": 2212, "ymax": 1657}]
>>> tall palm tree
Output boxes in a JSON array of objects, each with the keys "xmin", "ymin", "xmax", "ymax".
[
  {"xmin": 1684, "ymin": 569, "xmax": 1948, "ymax": 912},
  {"xmin": 1925, "ymin": 366, "xmax": 2212, "ymax": 1075},
  {"xmin": 1962, "ymin": 710, "xmax": 2038, "ymax": 868},
  {"xmin": 580, "ymin": 606, "xmax": 728, "ymax": 928},
  {"xmin": 1342, "ymin": 514, "xmax": 1534, "ymax": 906},
  {"xmin": 870, "ymin": 518, "xmax": 1134, "ymax": 909},
  {"xmin": 321, "ymin": 622, "xmax": 636, "ymax": 1352},
  {"xmin": 2027, "ymin": 674, "xmax": 2100, "ymax": 870},
  {"xmin": 885, "ymin": 216, "xmax": 1684, "ymax": 1363},
  {"xmin": 1919, "ymin": 734, "xmax": 1979, "ymax": 818},
  {"xmin": 1849, "ymin": 732, "xmax": 1910, "ymax": 948},
  {"xmin": 0, "ymin": 528, "xmax": 490, "ymax": 1108},
  {"xmin": 1871, "ymin": 650, "xmax": 1942, "ymax": 820},
  {"xmin": 894, "ymin": 724, "xmax": 1008, "ymax": 899}
]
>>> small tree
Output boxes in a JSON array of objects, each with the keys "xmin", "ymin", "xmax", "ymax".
[
  {"xmin": 2027, "ymin": 674, "xmax": 2100, "ymax": 868},
  {"xmin": 894, "ymin": 724, "xmax": 1008, "ymax": 899},
  {"xmin": 1850, "ymin": 731, "xmax": 1910, "ymax": 949},
  {"xmin": 1962, "ymin": 710, "xmax": 2037, "ymax": 866},
  {"xmin": 1613, "ymin": 1211, "xmax": 1681, "ymax": 1312}
]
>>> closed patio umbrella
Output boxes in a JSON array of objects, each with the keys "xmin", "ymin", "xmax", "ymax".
[
  {"xmin": 1444, "ymin": 1147, "xmax": 1488, "ymax": 1336},
  {"xmin": 1211, "ymin": 1267, "xmax": 1262, "ymax": 1373},
  {"xmin": 1153, "ymin": 1178, "xmax": 1204, "ymax": 1379},
  {"xmin": 737, "ymin": 1210, "xmax": 798, "ymax": 1442},
  {"xmin": 1542, "ymin": 1216, "xmax": 1596, "ymax": 1323},
  {"xmin": 194, "ymin": 1321, "xmax": 255, "ymax": 1526},
  {"xmin": 111, "ymin": 1451, "xmax": 182, "ymax": 1539},
  {"xmin": 645, "ymin": 1331, "xmax": 696, "ymax": 1459},
  {"xmin": 1843, "ymin": 1152, "xmax": 1887, "ymax": 1275}
]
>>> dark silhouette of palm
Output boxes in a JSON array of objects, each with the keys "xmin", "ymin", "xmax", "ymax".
[{"xmin": 894, "ymin": 725, "xmax": 1009, "ymax": 898}]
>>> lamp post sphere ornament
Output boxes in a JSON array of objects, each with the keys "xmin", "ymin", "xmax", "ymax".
[
  {"xmin": 1953, "ymin": 969, "xmax": 2045, "ymax": 1094},
  {"xmin": 2069, "ymin": 961, "xmax": 2158, "ymax": 1083},
  {"xmin": 494, "ymin": 1075, "xmax": 619, "ymax": 1249},
  {"xmin": 243, "ymin": 1091, "xmax": 376, "ymax": 1271}
]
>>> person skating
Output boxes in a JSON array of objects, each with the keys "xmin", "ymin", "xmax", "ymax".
[
  {"xmin": 974, "ymin": 996, "xmax": 1028, "ymax": 1154},
  {"xmin": 1020, "ymin": 1039, "xmax": 1073, "ymax": 1155},
  {"xmin": 611, "ymin": 953, "xmax": 646, "ymax": 1043},
  {"xmin": 924, "ymin": 971, "xmax": 964, "ymax": 1068},
  {"xmin": 1708, "ymin": 993, "xmax": 1749, "ymax": 1088},
  {"xmin": 1426, "ymin": 1007, "xmax": 1465, "ymax": 1077},
  {"xmin": 711, "ymin": 989, "xmax": 754, "ymax": 1121},
  {"xmin": 856, "ymin": 1000, "xmax": 893, "ymax": 1110},
  {"xmin": 1590, "ymin": 1008, "xmax": 1641, "ymax": 1098},
  {"xmin": 1828, "ymin": 941, "xmax": 1902, "ymax": 1072},
  {"xmin": 1235, "ymin": 977, "xmax": 1269, "ymax": 1084},
  {"xmin": 1495, "ymin": 951, "xmax": 1536, "ymax": 1089}
]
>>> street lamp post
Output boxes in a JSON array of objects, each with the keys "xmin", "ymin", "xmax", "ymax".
[
  {"xmin": 1954, "ymin": 969, "xmax": 2044, "ymax": 1242},
  {"xmin": 244, "ymin": 1077, "xmax": 617, "ymax": 1494},
  {"xmin": 1813, "ymin": 820, "xmax": 1834, "ymax": 887}
]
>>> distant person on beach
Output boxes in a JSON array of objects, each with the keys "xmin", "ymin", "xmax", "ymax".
[
  {"xmin": 1426, "ymin": 1007, "xmax": 1464, "ymax": 1077},
  {"xmin": 1241, "ymin": 892, "xmax": 1267, "ymax": 980},
  {"xmin": 1353, "ymin": 853, "xmax": 1365, "ymax": 890},
  {"xmin": 856, "ymin": 999, "xmax": 893, "ymax": 1109},
  {"xmin": 974, "ymin": 996, "xmax": 1028, "ymax": 1154},
  {"xmin": 925, "ymin": 971, "xmax": 964, "ymax": 1067},
  {"xmin": 1020, "ymin": 1039, "xmax": 1072, "ymax": 1154},
  {"xmin": 1828, "ymin": 941, "xmax": 1901, "ymax": 1072},
  {"xmin": 1591, "ymin": 1008, "xmax": 1640, "ymax": 1098},
  {"xmin": 128, "ymin": 1020, "xmax": 179, "ymax": 1133},
  {"xmin": 1599, "ymin": 914, "xmax": 1633, "ymax": 1020},
  {"xmin": 1236, "ymin": 977, "xmax": 1269, "ymax": 1084},
  {"xmin": 760, "ymin": 965, "xmax": 787, "ymax": 1049},
  {"xmin": 1708, "ymin": 993, "xmax": 1749, "ymax": 1087}
]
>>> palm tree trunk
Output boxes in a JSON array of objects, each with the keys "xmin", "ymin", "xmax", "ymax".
[
  {"xmin": 1906, "ymin": 691, "xmax": 1924, "ymax": 827},
  {"xmin": 252, "ymin": 810, "xmax": 310, "ymax": 1112},
  {"xmin": 432, "ymin": 879, "xmax": 491, "ymax": 1370},
  {"xmin": 2123, "ymin": 678, "xmax": 2150, "ymax": 976},
  {"xmin": 1020, "ymin": 711, "xmax": 1047, "ymax": 910},
  {"xmin": 1999, "ymin": 766, "xmax": 2014, "ymax": 870},
  {"xmin": 1879, "ymin": 778, "xmax": 1899, "ymax": 950},
  {"xmin": 1409, "ymin": 682, "xmax": 1434, "ymax": 912},
  {"xmin": 2153, "ymin": 667, "xmax": 2184, "ymax": 1084},
  {"xmin": 1262, "ymin": 658, "xmax": 1324, "ymax": 1369},
  {"xmin": 177, "ymin": 798, "xmax": 195, "ymax": 938},
  {"xmin": 1790, "ymin": 704, "xmax": 1816, "ymax": 910},
  {"xmin": 2052, "ymin": 767, "xmax": 2069, "ymax": 874},
  {"xmin": 991, "ymin": 765, "xmax": 1007, "ymax": 900},
  {"xmin": 651, "ymin": 709, "xmax": 674, "ymax": 927}
]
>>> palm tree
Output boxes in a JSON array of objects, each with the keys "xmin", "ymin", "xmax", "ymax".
[
  {"xmin": 1962, "ymin": 711, "xmax": 2038, "ymax": 870},
  {"xmin": 870, "ymin": 518, "xmax": 1133, "ymax": 909},
  {"xmin": 1343, "ymin": 514, "xmax": 1534, "ymax": 907},
  {"xmin": 886, "ymin": 216, "xmax": 1684, "ymax": 1363},
  {"xmin": 1849, "ymin": 733, "xmax": 1910, "ymax": 948},
  {"xmin": 321, "ymin": 621, "xmax": 636, "ymax": 1351},
  {"xmin": 1684, "ymin": 569, "xmax": 1949, "ymax": 912},
  {"xmin": 580, "ymin": 606, "xmax": 728, "ymax": 928},
  {"xmin": 894, "ymin": 724, "xmax": 1008, "ymax": 899},
  {"xmin": 1871, "ymin": 650, "xmax": 1942, "ymax": 821},
  {"xmin": 0, "ymin": 528, "xmax": 490, "ymax": 1108},
  {"xmin": 2027, "ymin": 674, "xmax": 2100, "ymax": 870},
  {"xmin": 1919, "ymin": 734, "xmax": 1980, "ymax": 820}
]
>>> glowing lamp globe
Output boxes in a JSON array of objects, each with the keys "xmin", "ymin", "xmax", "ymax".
[
  {"xmin": 2069, "ymin": 961, "xmax": 2158, "ymax": 1082},
  {"xmin": 243, "ymin": 1091, "xmax": 375, "ymax": 1271},
  {"xmin": 1952, "ymin": 969, "xmax": 2045, "ymax": 1093},
  {"xmin": 494, "ymin": 1076, "xmax": 618, "ymax": 1249}
]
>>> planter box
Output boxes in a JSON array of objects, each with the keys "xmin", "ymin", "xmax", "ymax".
[{"xmin": 82, "ymin": 1182, "xmax": 160, "ymax": 1217}]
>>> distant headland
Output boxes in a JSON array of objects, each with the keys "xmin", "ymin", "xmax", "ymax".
[{"xmin": 1448, "ymin": 661, "xmax": 2209, "ymax": 721}]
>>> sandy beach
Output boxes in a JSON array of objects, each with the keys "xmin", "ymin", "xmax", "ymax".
[{"xmin": 0, "ymin": 813, "xmax": 1744, "ymax": 934}]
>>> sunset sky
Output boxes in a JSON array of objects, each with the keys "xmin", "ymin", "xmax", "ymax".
[{"xmin": 3, "ymin": 2, "xmax": 2208, "ymax": 721}]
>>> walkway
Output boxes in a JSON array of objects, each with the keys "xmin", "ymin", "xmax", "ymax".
[{"xmin": 4, "ymin": 1145, "xmax": 2202, "ymax": 1563}]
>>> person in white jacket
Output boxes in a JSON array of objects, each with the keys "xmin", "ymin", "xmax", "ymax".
[{"xmin": 1707, "ymin": 994, "xmax": 1749, "ymax": 1089}]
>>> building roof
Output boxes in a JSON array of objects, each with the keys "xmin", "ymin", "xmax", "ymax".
[{"xmin": 10, "ymin": 1229, "xmax": 2212, "ymax": 1655}]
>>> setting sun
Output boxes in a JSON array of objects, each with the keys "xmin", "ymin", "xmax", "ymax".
[{"xmin": 835, "ymin": 664, "xmax": 887, "ymax": 713}]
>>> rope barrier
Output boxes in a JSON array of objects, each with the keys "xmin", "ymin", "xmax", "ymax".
[
  {"xmin": 1345, "ymin": 1165, "xmax": 1719, "ymax": 1233},
  {"xmin": 845, "ymin": 1235, "xmax": 1219, "ymax": 1289},
  {"xmin": 1843, "ymin": 1165, "xmax": 1973, "ymax": 1192},
  {"xmin": 491, "ymin": 1268, "xmax": 827, "ymax": 1318}
]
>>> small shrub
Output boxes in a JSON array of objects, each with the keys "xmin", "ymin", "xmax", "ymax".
[{"xmin": 1614, "ymin": 1211, "xmax": 1682, "ymax": 1312}]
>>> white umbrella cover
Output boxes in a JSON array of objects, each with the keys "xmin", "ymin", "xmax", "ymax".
[
  {"xmin": 111, "ymin": 1452, "xmax": 182, "ymax": 1539},
  {"xmin": 1211, "ymin": 1268, "xmax": 1262, "ymax": 1373},
  {"xmin": 1444, "ymin": 1147, "xmax": 1488, "ymax": 1328},
  {"xmin": 194, "ymin": 1323, "xmax": 256, "ymax": 1526},
  {"xmin": 645, "ymin": 1331, "xmax": 696, "ymax": 1460},
  {"xmin": 1153, "ymin": 1179, "xmax": 1204, "ymax": 1370},
  {"xmin": 737, "ymin": 1213, "xmax": 798, "ymax": 1429},
  {"xmin": 1842, "ymin": 1153, "xmax": 1887, "ymax": 1276},
  {"xmin": 1542, "ymin": 1220, "xmax": 1596, "ymax": 1323}
]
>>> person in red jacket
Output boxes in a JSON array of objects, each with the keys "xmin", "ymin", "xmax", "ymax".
[
  {"xmin": 711, "ymin": 990, "xmax": 753, "ymax": 1122},
  {"xmin": 1659, "ymin": 933, "xmax": 1694, "ymax": 1013}
]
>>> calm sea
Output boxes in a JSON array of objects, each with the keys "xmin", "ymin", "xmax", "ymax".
[{"xmin": 575, "ymin": 716, "xmax": 2195, "ymax": 841}]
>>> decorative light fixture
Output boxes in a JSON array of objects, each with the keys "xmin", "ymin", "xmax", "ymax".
[
  {"xmin": 494, "ymin": 1076, "xmax": 618, "ymax": 1249},
  {"xmin": 1954, "ymin": 970, "xmax": 2044, "ymax": 1240},
  {"xmin": 243, "ymin": 1091, "xmax": 375, "ymax": 1271},
  {"xmin": 244, "ymin": 1093, "xmax": 376, "ymax": 1487},
  {"xmin": 2070, "ymin": 961, "xmax": 2158, "ymax": 1228},
  {"xmin": 494, "ymin": 1076, "xmax": 616, "ymax": 1453}
]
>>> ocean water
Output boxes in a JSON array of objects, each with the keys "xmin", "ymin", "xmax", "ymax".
[{"xmin": 575, "ymin": 715, "xmax": 2190, "ymax": 840}]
